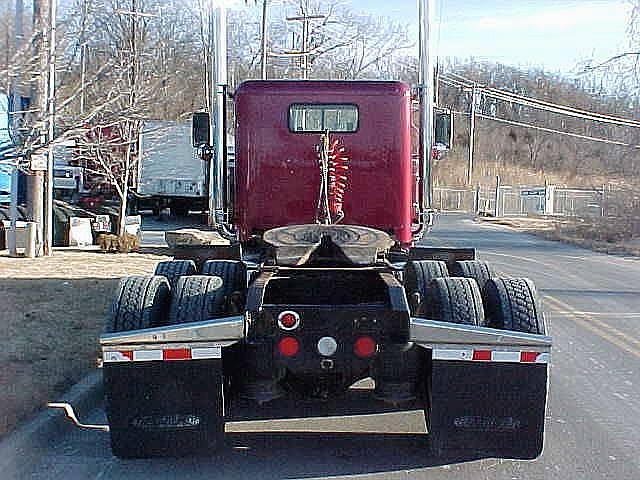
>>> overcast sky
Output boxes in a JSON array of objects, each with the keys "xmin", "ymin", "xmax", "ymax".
[{"xmin": 350, "ymin": 0, "xmax": 631, "ymax": 74}]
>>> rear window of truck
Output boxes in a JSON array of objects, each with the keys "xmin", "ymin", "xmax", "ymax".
[{"xmin": 289, "ymin": 104, "xmax": 358, "ymax": 133}]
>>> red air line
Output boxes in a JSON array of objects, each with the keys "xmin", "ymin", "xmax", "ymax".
[{"xmin": 327, "ymin": 140, "xmax": 350, "ymax": 222}]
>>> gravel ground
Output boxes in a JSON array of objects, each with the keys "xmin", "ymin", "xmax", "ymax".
[{"xmin": 0, "ymin": 248, "xmax": 170, "ymax": 439}]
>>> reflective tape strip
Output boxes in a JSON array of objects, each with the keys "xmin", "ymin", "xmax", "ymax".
[
  {"xmin": 103, "ymin": 347, "xmax": 222, "ymax": 363},
  {"xmin": 433, "ymin": 349, "xmax": 473, "ymax": 361},
  {"xmin": 491, "ymin": 351, "xmax": 521, "ymax": 363},
  {"xmin": 133, "ymin": 350, "xmax": 162, "ymax": 362},
  {"xmin": 163, "ymin": 348, "xmax": 191, "ymax": 361},
  {"xmin": 192, "ymin": 347, "xmax": 221, "ymax": 359},
  {"xmin": 103, "ymin": 351, "xmax": 132, "ymax": 363},
  {"xmin": 472, "ymin": 350, "xmax": 492, "ymax": 361},
  {"xmin": 433, "ymin": 349, "xmax": 548, "ymax": 364}
]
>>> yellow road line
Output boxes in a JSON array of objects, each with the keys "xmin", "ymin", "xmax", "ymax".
[
  {"xmin": 545, "ymin": 295, "xmax": 640, "ymax": 359},
  {"xmin": 546, "ymin": 295, "xmax": 640, "ymax": 349}
]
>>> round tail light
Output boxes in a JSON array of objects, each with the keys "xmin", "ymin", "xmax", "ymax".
[
  {"xmin": 278, "ymin": 310, "xmax": 300, "ymax": 330},
  {"xmin": 354, "ymin": 336, "xmax": 377, "ymax": 358},
  {"xmin": 278, "ymin": 337, "xmax": 300, "ymax": 357}
]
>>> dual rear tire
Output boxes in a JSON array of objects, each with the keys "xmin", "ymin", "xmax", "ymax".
[
  {"xmin": 404, "ymin": 259, "xmax": 545, "ymax": 334},
  {"xmin": 105, "ymin": 260, "xmax": 246, "ymax": 458}
]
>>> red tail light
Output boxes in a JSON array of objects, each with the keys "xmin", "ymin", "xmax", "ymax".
[
  {"xmin": 278, "ymin": 310, "xmax": 300, "ymax": 330},
  {"xmin": 354, "ymin": 336, "xmax": 377, "ymax": 358},
  {"xmin": 278, "ymin": 337, "xmax": 300, "ymax": 357}
]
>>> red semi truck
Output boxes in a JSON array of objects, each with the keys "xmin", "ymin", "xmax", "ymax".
[{"xmin": 84, "ymin": 79, "xmax": 551, "ymax": 460}]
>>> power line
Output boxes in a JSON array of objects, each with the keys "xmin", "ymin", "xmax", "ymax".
[
  {"xmin": 451, "ymin": 109, "xmax": 640, "ymax": 149},
  {"xmin": 483, "ymin": 89, "xmax": 640, "ymax": 129},
  {"xmin": 441, "ymin": 72, "xmax": 640, "ymax": 129}
]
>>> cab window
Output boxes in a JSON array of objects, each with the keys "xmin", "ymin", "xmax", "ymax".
[{"xmin": 289, "ymin": 104, "xmax": 358, "ymax": 133}]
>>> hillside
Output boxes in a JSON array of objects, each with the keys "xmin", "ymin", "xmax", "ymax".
[{"xmin": 435, "ymin": 60, "xmax": 640, "ymax": 190}]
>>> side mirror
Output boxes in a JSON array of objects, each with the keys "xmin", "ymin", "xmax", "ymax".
[
  {"xmin": 434, "ymin": 109, "xmax": 453, "ymax": 150},
  {"xmin": 192, "ymin": 112, "xmax": 210, "ymax": 147}
]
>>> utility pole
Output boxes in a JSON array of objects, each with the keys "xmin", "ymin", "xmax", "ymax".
[
  {"xmin": 286, "ymin": 1, "xmax": 324, "ymax": 79},
  {"xmin": 79, "ymin": 0, "xmax": 88, "ymax": 115},
  {"xmin": 260, "ymin": 0, "xmax": 268, "ymax": 80},
  {"xmin": 29, "ymin": 0, "xmax": 49, "ymax": 257},
  {"xmin": 301, "ymin": 0, "xmax": 309, "ymax": 79},
  {"xmin": 43, "ymin": 0, "xmax": 57, "ymax": 255},
  {"xmin": 467, "ymin": 84, "xmax": 478, "ymax": 186}
]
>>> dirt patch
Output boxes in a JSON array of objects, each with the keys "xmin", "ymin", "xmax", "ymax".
[
  {"xmin": 478, "ymin": 216, "xmax": 640, "ymax": 257},
  {"xmin": 0, "ymin": 248, "xmax": 170, "ymax": 439}
]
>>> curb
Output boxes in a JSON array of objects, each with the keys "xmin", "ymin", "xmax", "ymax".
[{"xmin": 0, "ymin": 370, "xmax": 103, "ymax": 471}]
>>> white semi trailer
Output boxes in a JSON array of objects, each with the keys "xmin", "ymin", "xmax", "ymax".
[{"xmin": 132, "ymin": 120, "xmax": 208, "ymax": 217}]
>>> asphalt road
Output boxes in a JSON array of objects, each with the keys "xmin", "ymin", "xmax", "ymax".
[{"xmin": 7, "ymin": 214, "xmax": 640, "ymax": 479}]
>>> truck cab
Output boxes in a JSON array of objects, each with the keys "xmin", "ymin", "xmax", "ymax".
[{"xmin": 234, "ymin": 81, "xmax": 415, "ymax": 244}]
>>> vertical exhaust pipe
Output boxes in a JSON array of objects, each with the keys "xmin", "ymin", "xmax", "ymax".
[
  {"xmin": 208, "ymin": 5, "xmax": 229, "ymax": 229},
  {"xmin": 418, "ymin": 0, "xmax": 434, "ymax": 212}
]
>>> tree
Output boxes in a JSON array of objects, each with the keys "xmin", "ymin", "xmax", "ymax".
[{"xmin": 581, "ymin": 1, "xmax": 640, "ymax": 101}]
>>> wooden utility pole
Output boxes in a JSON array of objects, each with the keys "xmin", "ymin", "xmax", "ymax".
[
  {"xmin": 28, "ymin": 0, "xmax": 49, "ymax": 256},
  {"xmin": 467, "ymin": 84, "xmax": 478, "ymax": 186},
  {"xmin": 43, "ymin": 0, "xmax": 57, "ymax": 255},
  {"xmin": 79, "ymin": 0, "xmax": 88, "ymax": 115},
  {"xmin": 286, "ymin": 1, "xmax": 325, "ymax": 79},
  {"xmin": 301, "ymin": 0, "xmax": 309, "ymax": 79}
]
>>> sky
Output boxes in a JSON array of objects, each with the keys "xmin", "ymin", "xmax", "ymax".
[
  {"xmin": 350, "ymin": 0, "xmax": 631, "ymax": 75},
  {"xmin": 55, "ymin": 0, "xmax": 630, "ymax": 76}
]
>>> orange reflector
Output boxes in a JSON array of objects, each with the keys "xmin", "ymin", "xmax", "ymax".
[
  {"xmin": 354, "ymin": 336, "xmax": 377, "ymax": 358},
  {"xmin": 278, "ymin": 337, "xmax": 300, "ymax": 357}
]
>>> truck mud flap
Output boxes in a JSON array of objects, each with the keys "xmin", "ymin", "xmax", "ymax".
[
  {"xmin": 428, "ymin": 360, "xmax": 548, "ymax": 460},
  {"xmin": 104, "ymin": 359, "xmax": 224, "ymax": 455}
]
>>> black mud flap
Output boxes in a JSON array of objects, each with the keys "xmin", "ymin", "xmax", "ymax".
[
  {"xmin": 428, "ymin": 361, "xmax": 548, "ymax": 460},
  {"xmin": 104, "ymin": 359, "xmax": 224, "ymax": 457}
]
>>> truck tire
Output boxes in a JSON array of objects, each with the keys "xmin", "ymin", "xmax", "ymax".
[
  {"xmin": 450, "ymin": 260, "xmax": 494, "ymax": 290},
  {"xmin": 201, "ymin": 260, "xmax": 247, "ymax": 314},
  {"xmin": 424, "ymin": 277, "xmax": 484, "ymax": 326},
  {"xmin": 106, "ymin": 275, "xmax": 225, "ymax": 458},
  {"xmin": 105, "ymin": 276, "xmax": 170, "ymax": 332},
  {"xmin": 403, "ymin": 261, "xmax": 449, "ymax": 315},
  {"xmin": 168, "ymin": 275, "xmax": 227, "ymax": 323},
  {"xmin": 422, "ymin": 277, "xmax": 484, "ymax": 456},
  {"xmin": 155, "ymin": 260, "xmax": 197, "ymax": 289},
  {"xmin": 483, "ymin": 277, "xmax": 546, "ymax": 334}
]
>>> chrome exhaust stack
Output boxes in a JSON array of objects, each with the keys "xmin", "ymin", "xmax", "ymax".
[{"xmin": 416, "ymin": 0, "xmax": 435, "ymax": 237}]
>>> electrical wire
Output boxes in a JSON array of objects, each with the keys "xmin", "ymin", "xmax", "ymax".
[
  {"xmin": 450, "ymin": 109, "xmax": 640, "ymax": 149},
  {"xmin": 441, "ymin": 72, "xmax": 640, "ymax": 129}
]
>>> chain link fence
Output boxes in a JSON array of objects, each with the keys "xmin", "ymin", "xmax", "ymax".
[{"xmin": 433, "ymin": 184, "xmax": 605, "ymax": 217}]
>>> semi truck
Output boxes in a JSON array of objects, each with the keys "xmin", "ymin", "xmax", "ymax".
[
  {"xmin": 51, "ymin": 4, "xmax": 551, "ymax": 464},
  {"xmin": 88, "ymin": 79, "xmax": 550, "ymax": 461}
]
